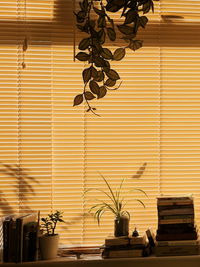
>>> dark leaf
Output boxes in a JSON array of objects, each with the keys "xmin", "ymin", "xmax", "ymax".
[
  {"xmin": 142, "ymin": 1, "xmax": 151, "ymax": 14},
  {"xmin": 75, "ymin": 14, "xmax": 85, "ymax": 23},
  {"xmin": 75, "ymin": 52, "xmax": 90, "ymax": 61},
  {"xmin": 89, "ymin": 80, "xmax": 100, "ymax": 95},
  {"xmin": 129, "ymin": 40, "xmax": 143, "ymax": 51},
  {"xmin": 94, "ymin": 57, "xmax": 104, "ymax": 68},
  {"xmin": 83, "ymin": 0, "xmax": 89, "ymax": 10},
  {"xmin": 139, "ymin": 16, "xmax": 148, "ymax": 28},
  {"xmin": 101, "ymin": 48, "xmax": 113, "ymax": 60},
  {"xmin": 73, "ymin": 94, "xmax": 83, "ymax": 106},
  {"xmin": 84, "ymin": 91, "xmax": 96, "ymax": 100},
  {"xmin": 79, "ymin": 38, "xmax": 90, "ymax": 50},
  {"xmin": 76, "ymin": 24, "xmax": 88, "ymax": 33},
  {"xmin": 102, "ymin": 60, "xmax": 110, "ymax": 72},
  {"xmin": 98, "ymin": 16, "xmax": 106, "ymax": 28},
  {"xmin": 82, "ymin": 68, "xmax": 91, "ymax": 83},
  {"xmin": 124, "ymin": 10, "xmax": 138, "ymax": 24},
  {"xmin": 117, "ymin": 25, "xmax": 133, "ymax": 35},
  {"xmin": 98, "ymin": 86, "xmax": 107, "ymax": 99},
  {"xmin": 94, "ymin": 71, "xmax": 104, "ymax": 82},
  {"xmin": 98, "ymin": 29, "xmax": 106, "ymax": 44},
  {"xmin": 107, "ymin": 28, "xmax": 116, "ymax": 41},
  {"xmin": 106, "ymin": 0, "xmax": 126, "ymax": 12},
  {"xmin": 93, "ymin": 7, "xmax": 105, "ymax": 16},
  {"xmin": 106, "ymin": 69, "xmax": 120, "ymax": 80},
  {"xmin": 77, "ymin": 11, "xmax": 86, "ymax": 19},
  {"xmin": 91, "ymin": 66, "xmax": 98, "ymax": 78},
  {"xmin": 113, "ymin": 48, "xmax": 125, "ymax": 61},
  {"xmin": 105, "ymin": 79, "xmax": 116, "ymax": 87}
]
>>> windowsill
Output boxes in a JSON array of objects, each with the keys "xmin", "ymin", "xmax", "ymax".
[{"xmin": 1, "ymin": 255, "xmax": 200, "ymax": 267}]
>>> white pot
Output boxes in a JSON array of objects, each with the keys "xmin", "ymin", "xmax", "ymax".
[{"xmin": 39, "ymin": 234, "xmax": 59, "ymax": 260}]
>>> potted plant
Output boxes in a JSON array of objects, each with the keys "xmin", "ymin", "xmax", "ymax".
[
  {"xmin": 39, "ymin": 210, "xmax": 65, "ymax": 260},
  {"xmin": 84, "ymin": 163, "xmax": 147, "ymax": 236}
]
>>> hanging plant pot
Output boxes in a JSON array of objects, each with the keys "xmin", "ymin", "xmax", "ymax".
[
  {"xmin": 39, "ymin": 234, "xmax": 59, "ymax": 260},
  {"xmin": 114, "ymin": 216, "xmax": 129, "ymax": 237}
]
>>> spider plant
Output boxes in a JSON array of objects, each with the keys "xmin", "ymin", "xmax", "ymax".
[{"xmin": 84, "ymin": 163, "xmax": 147, "ymax": 224}]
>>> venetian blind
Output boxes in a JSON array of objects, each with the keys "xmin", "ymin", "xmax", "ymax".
[{"xmin": 0, "ymin": 0, "xmax": 200, "ymax": 246}]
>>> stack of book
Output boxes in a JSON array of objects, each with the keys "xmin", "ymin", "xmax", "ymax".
[
  {"xmin": 1, "ymin": 213, "xmax": 39, "ymax": 263},
  {"xmin": 155, "ymin": 196, "xmax": 199, "ymax": 256},
  {"xmin": 102, "ymin": 235, "xmax": 149, "ymax": 258}
]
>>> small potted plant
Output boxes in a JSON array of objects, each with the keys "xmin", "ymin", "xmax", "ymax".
[
  {"xmin": 84, "ymin": 163, "xmax": 147, "ymax": 237},
  {"xmin": 39, "ymin": 210, "xmax": 64, "ymax": 260}
]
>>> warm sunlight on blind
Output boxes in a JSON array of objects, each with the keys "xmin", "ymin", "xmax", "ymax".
[{"xmin": 0, "ymin": 0, "xmax": 200, "ymax": 246}]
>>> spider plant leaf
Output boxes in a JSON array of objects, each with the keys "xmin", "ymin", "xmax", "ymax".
[
  {"xmin": 134, "ymin": 188, "xmax": 148, "ymax": 197},
  {"xmin": 88, "ymin": 203, "xmax": 104, "ymax": 213},
  {"xmin": 135, "ymin": 199, "xmax": 146, "ymax": 208},
  {"xmin": 83, "ymin": 187, "xmax": 118, "ymax": 205},
  {"xmin": 97, "ymin": 172, "xmax": 118, "ymax": 208},
  {"xmin": 100, "ymin": 201, "xmax": 117, "ymax": 215},
  {"xmin": 132, "ymin": 162, "xmax": 147, "ymax": 179},
  {"xmin": 121, "ymin": 210, "xmax": 130, "ymax": 220},
  {"xmin": 116, "ymin": 177, "xmax": 126, "ymax": 203}
]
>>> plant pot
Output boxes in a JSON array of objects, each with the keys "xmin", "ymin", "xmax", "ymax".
[
  {"xmin": 114, "ymin": 216, "xmax": 129, "ymax": 237},
  {"xmin": 39, "ymin": 234, "xmax": 59, "ymax": 260}
]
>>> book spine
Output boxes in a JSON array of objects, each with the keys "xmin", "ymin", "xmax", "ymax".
[
  {"xmin": 155, "ymin": 245, "xmax": 199, "ymax": 257},
  {"xmin": 15, "ymin": 218, "xmax": 22, "ymax": 263},
  {"xmin": 3, "ymin": 220, "xmax": 9, "ymax": 262},
  {"xmin": 159, "ymin": 208, "xmax": 194, "ymax": 216},
  {"xmin": 157, "ymin": 240, "xmax": 199, "ymax": 247},
  {"xmin": 159, "ymin": 218, "xmax": 194, "ymax": 224},
  {"xmin": 156, "ymin": 232, "xmax": 198, "ymax": 241},
  {"xmin": 159, "ymin": 215, "xmax": 194, "ymax": 220},
  {"xmin": 157, "ymin": 200, "xmax": 193, "ymax": 206}
]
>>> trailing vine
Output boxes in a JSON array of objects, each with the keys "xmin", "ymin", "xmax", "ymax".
[{"xmin": 74, "ymin": 0, "xmax": 156, "ymax": 115}]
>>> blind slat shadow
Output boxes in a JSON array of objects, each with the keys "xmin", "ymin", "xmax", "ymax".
[{"xmin": 0, "ymin": 0, "xmax": 199, "ymax": 47}]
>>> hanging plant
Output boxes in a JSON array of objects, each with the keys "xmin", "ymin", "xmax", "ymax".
[{"xmin": 74, "ymin": 0, "xmax": 156, "ymax": 115}]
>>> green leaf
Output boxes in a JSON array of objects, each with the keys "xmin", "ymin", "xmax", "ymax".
[
  {"xmin": 117, "ymin": 25, "xmax": 133, "ymax": 35},
  {"xmin": 129, "ymin": 40, "xmax": 143, "ymax": 51},
  {"xmin": 84, "ymin": 91, "xmax": 95, "ymax": 100},
  {"xmin": 107, "ymin": 28, "xmax": 116, "ymax": 41},
  {"xmin": 139, "ymin": 16, "xmax": 148, "ymax": 28},
  {"xmin": 73, "ymin": 94, "xmax": 83, "ymax": 106},
  {"xmin": 101, "ymin": 48, "xmax": 113, "ymax": 60},
  {"xmin": 82, "ymin": 68, "xmax": 91, "ymax": 83},
  {"xmin": 113, "ymin": 48, "xmax": 125, "ymax": 61},
  {"xmin": 89, "ymin": 80, "xmax": 100, "ymax": 95},
  {"xmin": 75, "ymin": 52, "xmax": 90, "ymax": 61},
  {"xmin": 106, "ymin": 69, "xmax": 120, "ymax": 80},
  {"xmin": 78, "ymin": 38, "xmax": 90, "ymax": 50},
  {"xmin": 98, "ymin": 86, "xmax": 107, "ymax": 99},
  {"xmin": 105, "ymin": 79, "xmax": 116, "ymax": 87}
]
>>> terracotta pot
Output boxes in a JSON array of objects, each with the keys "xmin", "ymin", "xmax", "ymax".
[
  {"xmin": 114, "ymin": 216, "xmax": 129, "ymax": 237},
  {"xmin": 39, "ymin": 234, "xmax": 59, "ymax": 260}
]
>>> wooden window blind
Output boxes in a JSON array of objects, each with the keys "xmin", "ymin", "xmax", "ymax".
[{"xmin": 0, "ymin": 0, "xmax": 200, "ymax": 246}]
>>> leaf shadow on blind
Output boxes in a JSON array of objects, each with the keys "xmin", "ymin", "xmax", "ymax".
[{"xmin": 0, "ymin": 163, "xmax": 38, "ymax": 215}]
